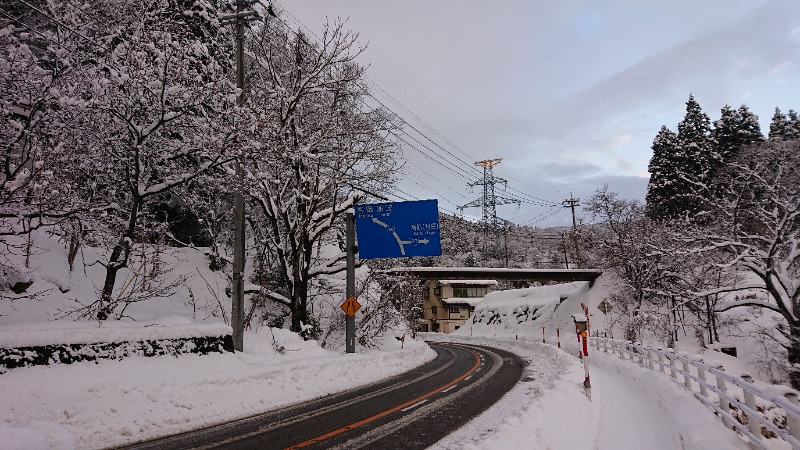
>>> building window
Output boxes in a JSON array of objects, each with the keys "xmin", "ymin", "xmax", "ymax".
[
  {"xmin": 431, "ymin": 306, "xmax": 437, "ymax": 315},
  {"xmin": 433, "ymin": 286, "xmax": 441, "ymax": 296},
  {"xmin": 449, "ymin": 305, "xmax": 460, "ymax": 313},
  {"xmin": 423, "ymin": 288, "xmax": 429, "ymax": 299},
  {"xmin": 470, "ymin": 287, "xmax": 487, "ymax": 297},
  {"xmin": 453, "ymin": 287, "xmax": 487, "ymax": 298}
]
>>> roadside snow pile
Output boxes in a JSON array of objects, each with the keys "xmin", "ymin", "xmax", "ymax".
[
  {"xmin": 442, "ymin": 279, "xmax": 748, "ymax": 450},
  {"xmin": 0, "ymin": 316, "xmax": 233, "ymax": 372},
  {"xmin": 426, "ymin": 334, "xmax": 603, "ymax": 450},
  {"xmin": 0, "ymin": 316, "xmax": 231, "ymax": 348},
  {"xmin": 455, "ymin": 281, "xmax": 595, "ymax": 340},
  {"xmin": 0, "ymin": 327, "xmax": 436, "ymax": 449},
  {"xmin": 590, "ymin": 349, "xmax": 746, "ymax": 450}
]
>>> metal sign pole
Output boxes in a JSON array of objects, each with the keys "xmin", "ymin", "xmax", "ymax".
[{"xmin": 346, "ymin": 212, "xmax": 356, "ymax": 354}]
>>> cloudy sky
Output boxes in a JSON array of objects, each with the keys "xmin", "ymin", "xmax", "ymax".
[{"xmin": 274, "ymin": 0, "xmax": 800, "ymax": 227}]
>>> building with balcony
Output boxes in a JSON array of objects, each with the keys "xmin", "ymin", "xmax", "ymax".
[{"xmin": 420, "ymin": 279, "xmax": 497, "ymax": 333}]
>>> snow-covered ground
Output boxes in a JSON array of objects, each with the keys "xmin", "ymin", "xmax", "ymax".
[
  {"xmin": 2, "ymin": 272, "xmax": 761, "ymax": 450},
  {"xmin": 1, "ymin": 327, "xmax": 436, "ymax": 449},
  {"xmin": 0, "ymin": 233, "xmax": 782, "ymax": 449}
]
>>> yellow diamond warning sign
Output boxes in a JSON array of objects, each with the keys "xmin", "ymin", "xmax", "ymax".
[{"xmin": 341, "ymin": 296, "xmax": 361, "ymax": 317}]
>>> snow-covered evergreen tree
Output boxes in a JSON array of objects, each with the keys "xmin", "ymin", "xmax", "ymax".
[
  {"xmin": 674, "ymin": 95, "xmax": 714, "ymax": 218},
  {"xmin": 646, "ymin": 95, "xmax": 718, "ymax": 222},
  {"xmin": 645, "ymin": 126, "xmax": 679, "ymax": 220},
  {"xmin": 768, "ymin": 107, "xmax": 800, "ymax": 140},
  {"xmin": 788, "ymin": 110, "xmax": 800, "ymax": 140},
  {"xmin": 712, "ymin": 105, "xmax": 764, "ymax": 165}
]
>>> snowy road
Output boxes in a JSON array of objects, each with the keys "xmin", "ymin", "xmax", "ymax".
[{"xmin": 122, "ymin": 342, "xmax": 523, "ymax": 450}]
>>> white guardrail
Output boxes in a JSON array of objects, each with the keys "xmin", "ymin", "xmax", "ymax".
[{"xmin": 591, "ymin": 337, "xmax": 800, "ymax": 450}]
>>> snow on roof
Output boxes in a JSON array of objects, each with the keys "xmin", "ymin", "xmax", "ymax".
[
  {"xmin": 438, "ymin": 279, "xmax": 498, "ymax": 286},
  {"xmin": 441, "ymin": 297, "xmax": 483, "ymax": 307}
]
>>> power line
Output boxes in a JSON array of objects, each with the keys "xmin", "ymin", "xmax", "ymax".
[
  {"xmin": 295, "ymin": 0, "xmax": 564, "ymax": 198},
  {"xmin": 519, "ymin": 206, "xmax": 563, "ymax": 226},
  {"xmin": 260, "ymin": 5, "xmax": 482, "ymax": 186},
  {"xmin": 251, "ymin": 2, "xmax": 566, "ymax": 223}
]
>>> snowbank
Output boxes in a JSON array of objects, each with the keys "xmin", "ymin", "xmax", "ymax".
[
  {"xmin": 0, "ymin": 327, "xmax": 436, "ymax": 449},
  {"xmin": 0, "ymin": 316, "xmax": 231, "ymax": 348}
]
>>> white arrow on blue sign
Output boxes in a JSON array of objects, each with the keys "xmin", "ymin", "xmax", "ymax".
[{"xmin": 354, "ymin": 199, "xmax": 442, "ymax": 259}]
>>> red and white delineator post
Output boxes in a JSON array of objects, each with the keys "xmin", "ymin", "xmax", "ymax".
[{"xmin": 573, "ymin": 305, "xmax": 591, "ymax": 401}]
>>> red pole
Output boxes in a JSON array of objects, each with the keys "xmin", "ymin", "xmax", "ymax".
[
  {"xmin": 557, "ymin": 328, "xmax": 561, "ymax": 348},
  {"xmin": 542, "ymin": 326, "xmax": 546, "ymax": 343}
]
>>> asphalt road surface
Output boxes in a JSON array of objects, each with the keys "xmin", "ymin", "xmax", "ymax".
[{"xmin": 120, "ymin": 342, "xmax": 523, "ymax": 450}]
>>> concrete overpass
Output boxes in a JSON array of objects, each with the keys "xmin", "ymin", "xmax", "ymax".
[{"xmin": 387, "ymin": 267, "xmax": 603, "ymax": 283}]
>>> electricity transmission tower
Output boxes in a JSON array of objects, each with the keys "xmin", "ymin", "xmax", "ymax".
[{"xmin": 459, "ymin": 158, "xmax": 519, "ymax": 263}]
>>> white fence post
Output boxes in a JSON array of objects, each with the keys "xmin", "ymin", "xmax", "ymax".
[
  {"xmin": 640, "ymin": 344, "xmax": 646, "ymax": 366},
  {"xmin": 668, "ymin": 349, "xmax": 677, "ymax": 380},
  {"xmin": 679, "ymin": 352, "xmax": 691, "ymax": 390},
  {"xmin": 715, "ymin": 365, "xmax": 731, "ymax": 422},
  {"xmin": 785, "ymin": 392, "xmax": 800, "ymax": 440},
  {"xmin": 657, "ymin": 350, "xmax": 665, "ymax": 373},
  {"xmin": 741, "ymin": 374, "xmax": 762, "ymax": 441},
  {"xmin": 646, "ymin": 347, "xmax": 654, "ymax": 370},
  {"xmin": 696, "ymin": 359, "xmax": 708, "ymax": 398}
]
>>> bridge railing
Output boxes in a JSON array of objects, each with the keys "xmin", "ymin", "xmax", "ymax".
[{"xmin": 591, "ymin": 337, "xmax": 800, "ymax": 450}]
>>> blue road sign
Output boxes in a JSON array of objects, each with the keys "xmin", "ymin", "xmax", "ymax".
[{"xmin": 354, "ymin": 199, "xmax": 442, "ymax": 259}]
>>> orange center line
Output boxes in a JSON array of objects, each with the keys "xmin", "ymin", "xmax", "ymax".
[{"xmin": 285, "ymin": 350, "xmax": 482, "ymax": 450}]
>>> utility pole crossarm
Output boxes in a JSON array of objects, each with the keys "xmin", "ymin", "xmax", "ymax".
[{"xmin": 219, "ymin": 10, "xmax": 260, "ymax": 26}]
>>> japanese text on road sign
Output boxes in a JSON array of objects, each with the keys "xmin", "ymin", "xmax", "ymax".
[{"xmin": 354, "ymin": 199, "xmax": 442, "ymax": 259}]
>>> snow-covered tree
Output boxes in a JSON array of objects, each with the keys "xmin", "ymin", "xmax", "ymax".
[
  {"xmin": 688, "ymin": 139, "xmax": 800, "ymax": 387},
  {"xmin": 769, "ymin": 108, "xmax": 800, "ymax": 141},
  {"xmin": 645, "ymin": 125, "xmax": 679, "ymax": 221},
  {"xmin": 585, "ymin": 186, "xmax": 670, "ymax": 342},
  {"xmin": 712, "ymin": 105, "xmax": 764, "ymax": 166},
  {"xmin": 242, "ymin": 19, "xmax": 400, "ymax": 334},
  {"xmin": 646, "ymin": 94, "xmax": 712, "ymax": 222},
  {"xmin": 0, "ymin": 5, "xmax": 86, "ymax": 228},
  {"xmin": 672, "ymin": 94, "xmax": 715, "ymax": 220},
  {"xmin": 1, "ymin": 2, "xmax": 96, "ymax": 291},
  {"xmin": 55, "ymin": 0, "xmax": 238, "ymax": 318}
]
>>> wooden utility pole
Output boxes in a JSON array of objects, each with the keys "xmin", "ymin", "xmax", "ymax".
[{"xmin": 562, "ymin": 193, "xmax": 581, "ymax": 269}]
